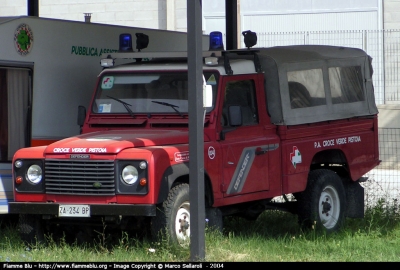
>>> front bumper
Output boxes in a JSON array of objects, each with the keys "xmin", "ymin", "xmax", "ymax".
[{"xmin": 8, "ymin": 202, "xmax": 156, "ymax": 216}]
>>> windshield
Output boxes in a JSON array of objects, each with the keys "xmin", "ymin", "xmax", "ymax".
[{"xmin": 92, "ymin": 72, "xmax": 218, "ymax": 115}]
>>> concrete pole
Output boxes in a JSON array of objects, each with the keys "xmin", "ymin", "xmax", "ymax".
[{"xmin": 187, "ymin": 0, "xmax": 206, "ymax": 262}]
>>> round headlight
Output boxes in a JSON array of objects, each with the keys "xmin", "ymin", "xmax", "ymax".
[
  {"xmin": 26, "ymin": 164, "xmax": 42, "ymax": 184},
  {"xmin": 122, "ymin": 165, "xmax": 138, "ymax": 185}
]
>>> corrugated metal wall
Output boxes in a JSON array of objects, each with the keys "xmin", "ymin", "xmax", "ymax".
[{"xmin": 241, "ymin": 11, "xmax": 379, "ymax": 32}]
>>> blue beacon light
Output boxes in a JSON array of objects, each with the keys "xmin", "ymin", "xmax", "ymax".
[
  {"xmin": 119, "ymin": 33, "xmax": 133, "ymax": 52},
  {"xmin": 209, "ymin": 31, "xmax": 224, "ymax": 50}
]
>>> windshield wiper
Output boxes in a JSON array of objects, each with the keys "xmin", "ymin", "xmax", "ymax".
[
  {"xmin": 106, "ymin": 95, "xmax": 135, "ymax": 118},
  {"xmin": 152, "ymin": 101, "xmax": 184, "ymax": 118}
]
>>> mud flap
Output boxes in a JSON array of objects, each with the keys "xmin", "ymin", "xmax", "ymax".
[{"xmin": 344, "ymin": 180, "xmax": 364, "ymax": 218}]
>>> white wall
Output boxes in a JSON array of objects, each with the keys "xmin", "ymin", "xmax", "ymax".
[
  {"xmin": 2, "ymin": 1, "xmax": 400, "ymax": 33},
  {"xmin": 40, "ymin": 0, "xmax": 166, "ymax": 29},
  {"xmin": 0, "ymin": 0, "xmax": 26, "ymax": 16},
  {"xmin": 240, "ymin": 0, "xmax": 379, "ymax": 13},
  {"xmin": 0, "ymin": 0, "xmax": 168, "ymax": 30},
  {"xmin": 384, "ymin": 0, "xmax": 400, "ymax": 29},
  {"xmin": 202, "ymin": 0, "xmax": 383, "ymax": 36}
]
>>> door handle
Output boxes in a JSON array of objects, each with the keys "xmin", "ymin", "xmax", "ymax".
[{"xmin": 255, "ymin": 147, "xmax": 267, "ymax": 155}]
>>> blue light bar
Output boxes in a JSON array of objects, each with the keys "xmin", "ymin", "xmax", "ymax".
[
  {"xmin": 119, "ymin": 33, "xmax": 133, "ymax": 52},
  {"xmin": 209, "ymin": 31, "xmax": 224, "ymax": 51}
]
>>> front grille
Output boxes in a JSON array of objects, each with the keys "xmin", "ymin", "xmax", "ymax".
[{"xmin": 45, "ymin": 159, "xmax": 115, "ymax": 196}]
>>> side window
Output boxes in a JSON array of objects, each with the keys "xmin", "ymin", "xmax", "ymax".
[
  {"xmin": 329, "ymin": 66, "xmax": 365, "ymax": 104},
  {"xmin": 288, "ymin": 69, "xmax": 326, "ymax": 109},
  {"xmin": 222, "ymin": 80, "xmax": 258, "ymax": 127}
]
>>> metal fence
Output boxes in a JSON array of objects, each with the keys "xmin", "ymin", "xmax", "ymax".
[
  {"xmin": 364, "ymin": 128, "xmax": 400, "ymax": 208},
  {"xmin": 253, "ymin": 30, "xmax": 400, "ymax": 207}
]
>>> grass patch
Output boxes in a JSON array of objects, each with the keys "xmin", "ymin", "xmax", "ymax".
[{"xmin": 1, "ymin": 200, "xmax": 400, "ymax": 262}]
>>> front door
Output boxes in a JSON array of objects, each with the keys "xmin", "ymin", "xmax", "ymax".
[{"xmin": 219, "ymin": 75, "xmax": 273, "ymax": 197}]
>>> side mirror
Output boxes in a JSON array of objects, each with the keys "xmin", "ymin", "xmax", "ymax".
[
  {"xmin": 203, "ymin": 75, "xmax": 213, "ymax": 108},
  {"xmin": 77, "ymin": 105, "xmax": 86, "ymax": 128},
  {"xmin": 203, "ymin": 84, "xmax": 213, "ymax": 108},
  {"xmin": 228, "ymin": 105, "xmax": 242, "ymax": 126}
]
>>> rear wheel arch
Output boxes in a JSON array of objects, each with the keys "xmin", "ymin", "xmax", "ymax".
[{"xmin": 311, "ymin": 149, "xmax": 350, "ymax": 178}]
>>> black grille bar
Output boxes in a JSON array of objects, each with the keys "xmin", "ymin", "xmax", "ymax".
[{"xmin": 45, "ymin": 159, "xmax": 115, "ymax": 195}]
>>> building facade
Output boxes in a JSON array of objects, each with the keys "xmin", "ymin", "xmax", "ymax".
[{"xmin": 2, "ymin": 1, "xmax": 400, "ymax": 34}]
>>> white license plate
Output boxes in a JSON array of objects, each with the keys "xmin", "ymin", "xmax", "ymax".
[{"xmin": 59, "ymin": 205, "xmax": 90, "ymax": 217}]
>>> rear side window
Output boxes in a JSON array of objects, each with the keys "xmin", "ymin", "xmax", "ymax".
[
  {"xmin": 287, "ymin": 69, "xmax": 326, "ymax": 109},
  {"xmin": 329, "ymin": 66, "xmax": 365, "ymax": 104}
]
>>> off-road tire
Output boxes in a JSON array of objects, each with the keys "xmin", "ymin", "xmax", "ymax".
[
  {"xmin": 297, "ymin": 169, "xmax": 346, "ymax": 233},
  {"xmin": 151, "ymin": 183, "xmax": 223, "ymax": 245},
  {"xmin": 18, "ymin": 214, "xmax": 45, "ymax": 245},
  {"xmin": 151, "ymin": 183, "xmax": 191, "ymax": 245}
]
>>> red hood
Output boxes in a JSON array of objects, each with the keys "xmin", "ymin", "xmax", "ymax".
[{"xmin": 45, "ymin": 130, "xmax": 189, "ymax": 154}]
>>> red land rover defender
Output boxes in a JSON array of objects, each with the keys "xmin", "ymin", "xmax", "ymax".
[{"xmin": 9, "ymin": 32, "xmax": 380, "ymax": 245}]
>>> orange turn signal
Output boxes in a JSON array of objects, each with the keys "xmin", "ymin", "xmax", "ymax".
[
  {"xmin": 15, "ymin": 176, "xmax": 23, "ymax": 185},
  {"xmin": 139, "ymin": 178, "xmax": 147, "ymax": 186}
]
